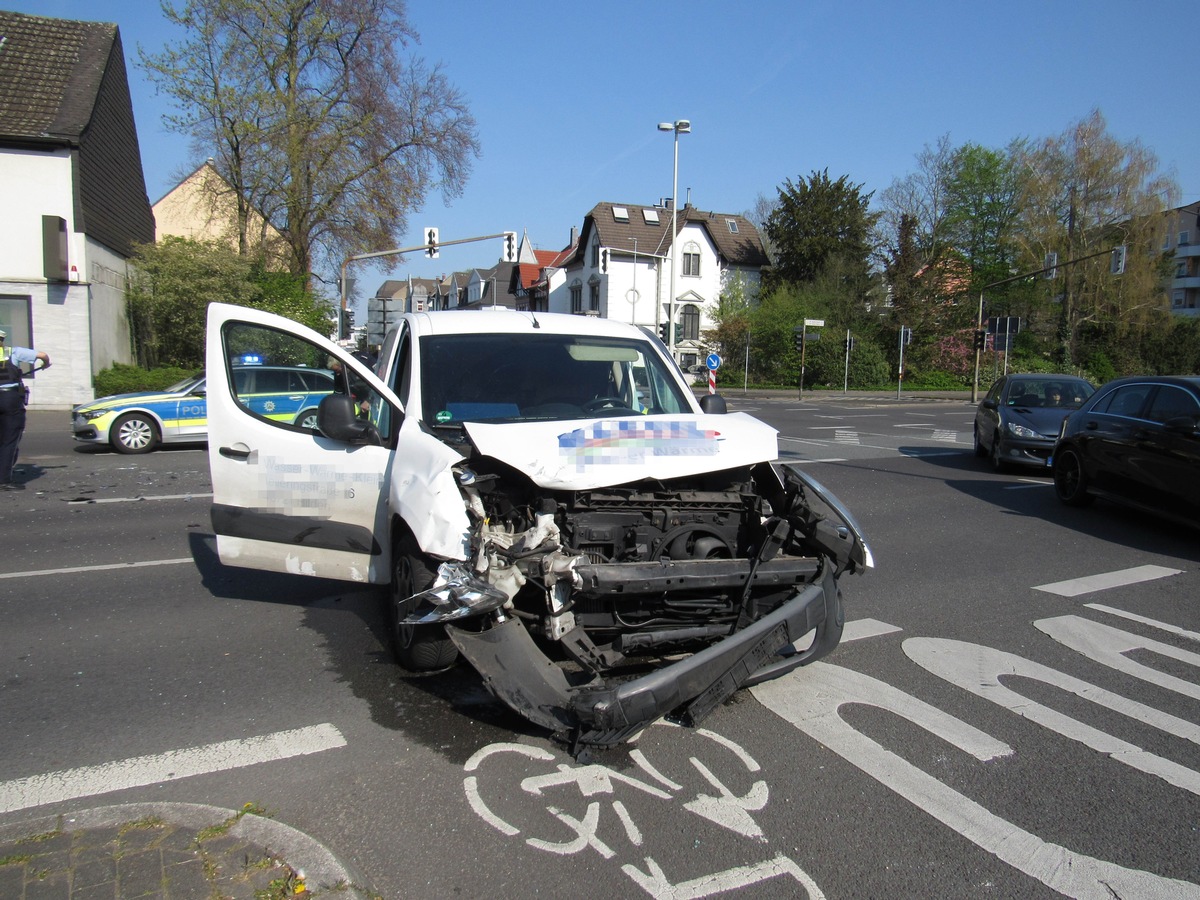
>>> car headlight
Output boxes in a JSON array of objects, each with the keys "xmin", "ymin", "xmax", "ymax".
[
  {"xmin": 75, "ymin": 408, "xmax": 109, "ymax": 421},
  {"xmin": 1005, "ymin": 422, "xmax": 1039, "ymax": 439}
]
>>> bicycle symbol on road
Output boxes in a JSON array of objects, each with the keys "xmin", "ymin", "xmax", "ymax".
[{"xmin": 463, "ymin": 723, "xmax": 824, "ymax": 898}]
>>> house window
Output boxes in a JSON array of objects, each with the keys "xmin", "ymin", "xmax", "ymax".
[
  {"xmin": 591, "ymin": 237, "xmax": 600, "ymax": 268},
  {"xmin": 588, "ymin": 275, "xmax": 600, "ymax": 312},
  {"xmin": 612, "ymin": 206, "xmax": 629, "ymax": 222},
  {"xmin": 1178, "ymin": 262, "xmax": 1189, "ymax": 278},
  {"xmin": 643, "ymin": 208, "xmax": 660, "ymax": 225},
  {"xmin": 726, "ymin": 219, "xmax": 739, "ymax": 233},
  {"xmin": 570, "ymin": 280, "xmax": 582, "ymax": 313},
  {"xmin": 1174, "ymin": 291, "xmax": 1185, "ymax": 308},
  {"xmin": 679, "ymin": 304, "xmax": 700, "ymax": 341},
  {"xmin": 1181, "ymin": 231, "xmax": 1191, "ymax": 246},
  {"xmin": 681, "ymin": 241, "xmax": 701, "ymax": 277}
]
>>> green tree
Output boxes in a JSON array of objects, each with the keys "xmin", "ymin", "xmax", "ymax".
[
  {"xmin": 704, "ymin": 273, "xmax": 753, "ymax": 380},
  {"xmin": 765, "ymin": 169, "xmax": 879, "ymax": 287},
  {"xmin": 943, "ymin": 142, "xmax": 1022, "ymax": 292},
  {"xmin": 142, "ymin": 0, "xmax": 480, "ymax": 283},
  {"xmin": 126, "ymin": 237, "xmax": 331, "ymax": 369}
]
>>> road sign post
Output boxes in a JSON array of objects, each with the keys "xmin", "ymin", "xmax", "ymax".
[{"xmin": 705, "ymin": 352, "xmax": 721, "ymax": 395}]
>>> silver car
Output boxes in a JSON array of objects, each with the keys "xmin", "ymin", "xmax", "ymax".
[{"xmin": 974, "ymin": 374, "xmax": 1095, "ymax": 471}]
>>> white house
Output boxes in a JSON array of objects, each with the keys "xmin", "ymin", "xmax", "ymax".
[
  {"xmin": 0, "ymin": 11, "xmax": 155, "ymax": 409},
  {"xmin": 548, "ymin": 201, "xmax": 769, "ymax": 369}
]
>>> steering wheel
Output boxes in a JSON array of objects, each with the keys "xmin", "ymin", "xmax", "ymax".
[{"xmin": 583, "ymin": 396, "xmax": 637, "ymax": 414}]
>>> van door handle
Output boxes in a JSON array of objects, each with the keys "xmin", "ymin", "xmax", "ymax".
[{"xmin": 219, "ymin": 446, "xmax": 251, "ymax": 460}]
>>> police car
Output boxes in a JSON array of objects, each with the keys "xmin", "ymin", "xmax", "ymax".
[{"xmin": 72, "ymin": 365, "xmax": 336, "ymax": 453}]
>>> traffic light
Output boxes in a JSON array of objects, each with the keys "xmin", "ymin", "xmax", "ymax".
[
  {"xmin": 844, "ymin": 335, "xmax": 856, "ymax": 353},
  {"xmin": 1110, "ymin": 244, "xmax": 1127, "ymax": 275},
  {"xmin": 336, "ymin": 308, "xmax": 349, "ymax": 340},
  {"xmin": 425, "ymin": 226, "xmax": 439, "ymax": 259},
  {"xmin": 658, "ymin": 322, "xmax": 669, "ymax": 342},
  {"xmin": 502, "ymin": 231, "xmax": 516, "ymax": 262},
  {"xmin": 793, "ymin": 331, "xmax": 804, "ymax": 351},
  {"xmin": 1044, "ymin": 252, "xmax": 1058, "ymax": 279},
  {"xmin": 973, "ymin": 330, "xmax": 987, "ymax": 351}
]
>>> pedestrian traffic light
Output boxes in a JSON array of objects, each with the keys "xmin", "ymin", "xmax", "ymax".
[{"xmin": 844, "ymin": 336, "xmax": 856, "ymax": 353}]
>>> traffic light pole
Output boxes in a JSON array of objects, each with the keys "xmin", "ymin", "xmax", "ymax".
[
  {"xmin": 970, "ymin": 244, "xmax": 1121, "ymax": 402},
  {"xmin": 338, "ymin": 231, "xmax": 517, "ymax": 314}
]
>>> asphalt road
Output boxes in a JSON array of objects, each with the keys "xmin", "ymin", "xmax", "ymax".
[{"xmin": 2, "ymin": 397, "xmax": 1197, "ymax": 898}]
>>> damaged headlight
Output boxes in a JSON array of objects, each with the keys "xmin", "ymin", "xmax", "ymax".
[{"xmin": 400, "ymin": 561, "xmax": 509, "ymax": 624}]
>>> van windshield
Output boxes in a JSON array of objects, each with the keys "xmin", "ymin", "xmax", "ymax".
[{"xmin": 419, "ymin": 333, "xmax": 692, "ymax": 425}]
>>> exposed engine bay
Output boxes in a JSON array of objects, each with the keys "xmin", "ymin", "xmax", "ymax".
[{"xmin": 400, "ymin": 453, "xmax": 871, "ymax": 755}]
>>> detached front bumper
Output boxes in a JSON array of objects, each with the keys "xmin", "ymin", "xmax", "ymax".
[{"xmin": 447, "ymin": 560, "xmax": 841, "ymax": 755}]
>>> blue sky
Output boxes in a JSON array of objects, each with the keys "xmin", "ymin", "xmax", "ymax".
[{"xmin": 12, "ymin": 0, "xmax": 1200, "ymax": 309}]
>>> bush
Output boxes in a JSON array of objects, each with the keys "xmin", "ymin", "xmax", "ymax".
[{"xmin": 93, "ymin": 362, "xmax": 197, "ymax": 397}]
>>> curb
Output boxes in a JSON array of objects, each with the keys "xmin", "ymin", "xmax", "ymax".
[{"xmin": 0, "ymin": 801, "xmax": 363, "ymax": 895}]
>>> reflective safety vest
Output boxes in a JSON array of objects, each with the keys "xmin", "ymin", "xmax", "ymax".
[{"xmin": 0, "ymin": 347, "xmax": 22, "ymax": 386}]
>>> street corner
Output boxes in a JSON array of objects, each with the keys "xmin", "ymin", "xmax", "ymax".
[{"xmin": 0, "ymin": 801, "xmax": 373, "ymax": 899}]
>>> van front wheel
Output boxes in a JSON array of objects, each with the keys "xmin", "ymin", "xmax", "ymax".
[{"xmin": 388, "ymin": 532, "xmax": 459, "ymax": 672}]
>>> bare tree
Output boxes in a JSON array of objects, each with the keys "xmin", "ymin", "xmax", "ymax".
[
  {"xmin": 1016, "ymin": 109, "xmax": 1177, "ymax": 364},
  {"xmin": 875, "ymin": 134, "xmax": 956, "ymax": 272},
  {"xmin": 142, "ymin": 0, "xmax": 480, "ymax": 284}
]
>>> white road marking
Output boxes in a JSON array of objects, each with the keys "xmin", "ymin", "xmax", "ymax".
[
  {"xmin": 0, "ymin": 724, "xmax": 347, "ymax": 814},
  {"xmin": 1085, "ymin": 603, "xmax": 1200, "ymax": 641},
  {"xmin": 1033, "ymin": 565, "xmax": 1183, "ymax": 597},
  {"xmin": 1005, "ymin": 478, "xmax": 1052, "ymax": 490},
  {"xmin": 906, "ymin": 634, "xmax": 1200, "ymax": 790},
  {"xmin": 0, "ymin": 557, "xmax": 194, "ymax": 580},
  {"xmin": 753, "ymin": 662, "xmax": 1198, "ymax": 898},
  {"xmin": 843, "ymin": 618, "xmax": 902, "ymax": 642},
  {"xmin": 780, "ymin": 458, "xmax": 849, "ymax": 464},
  {"xmin": 1036, "ymin": 615, "xmax": 1200, "ymax": 703},
  {"xmin": 67, "ymin": 492, "xmax": 213, "ymax": 504}
]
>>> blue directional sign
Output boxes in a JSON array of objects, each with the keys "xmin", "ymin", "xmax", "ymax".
[{"xmin": 706, "ymin": 353, "xmax": 722, "ymax": 371}]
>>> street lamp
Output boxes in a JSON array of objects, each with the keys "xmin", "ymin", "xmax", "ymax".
[{"xmin": 657, "ymin": 119, "xmax": 690, "ymax": 358}]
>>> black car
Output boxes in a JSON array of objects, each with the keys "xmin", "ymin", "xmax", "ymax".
[
  {"xmin": 974, "ymin": 374, "xmax": 1096, "ymax": 471},
  {"xmin": 1052, "ymin": 375, "xmax": 1200, "ymax": 527}
]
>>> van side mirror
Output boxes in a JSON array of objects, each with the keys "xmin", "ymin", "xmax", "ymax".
[
  {"xmin": 698, "ymin": 393, "xmax": 727, "ymax": 415},
  {"xmin": 317, "ymin": 393, "xmax": 379, "ymax": 444}
]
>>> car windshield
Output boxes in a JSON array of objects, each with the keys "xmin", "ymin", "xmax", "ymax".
[
  {"xmin": 1007, "ymin": 379, "xmax": 1095, "ymax": 408},
  {"xmin": 165, "ymin": 372, "xmax": 205, "ymax": 394},
  {"xmin": 419, "ymin": 332, "xmax": 693, "ymax": 425}
]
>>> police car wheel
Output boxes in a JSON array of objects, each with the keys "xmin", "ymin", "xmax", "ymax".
[
  {"xmin": 112, "ymin": 412, "xmax": 159, "ymax": 454},
  {"xmin": 297, "ymin": 408, "xmax": 319, "ymax": 430},
  {"xmin": 388, "ymin": 531, "xmax": 459, "ymax": 672}
]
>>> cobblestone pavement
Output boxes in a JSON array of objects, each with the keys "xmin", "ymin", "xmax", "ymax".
[{"xmin": 0, "ymin": 803, "xmax": 373, "ymax": 900}]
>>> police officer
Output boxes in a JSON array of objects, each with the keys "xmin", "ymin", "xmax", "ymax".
[{"xmin": 0, "ymin": 328, "xmax": 51, "ymax": 491}]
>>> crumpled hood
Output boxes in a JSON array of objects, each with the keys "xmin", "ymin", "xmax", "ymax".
[{"xmin": 463, "ymin": 411, "xmax": 779, "ymax": 490}]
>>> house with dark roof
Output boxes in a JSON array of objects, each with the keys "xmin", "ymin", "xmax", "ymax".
[
  {"xmin": 554, "ymin": 201, "xmax": 768, "ymax": 368},
  {"xmin": 0, "ymin": 11, "xmax": 155, "ymax": 408}
]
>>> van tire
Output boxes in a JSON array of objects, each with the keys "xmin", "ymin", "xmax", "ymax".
[{"xmin": 388, "ymin": 530, "xmax": 459, "ymax": 672}]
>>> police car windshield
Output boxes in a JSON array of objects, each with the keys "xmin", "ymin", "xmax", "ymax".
[
  {"xmin": 418, "ymin": 332, "xmax": 691, "ymax": 426},
  {"xmin": 167, "ymin": 372, "xmax": 205, "ymax": 393}
]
